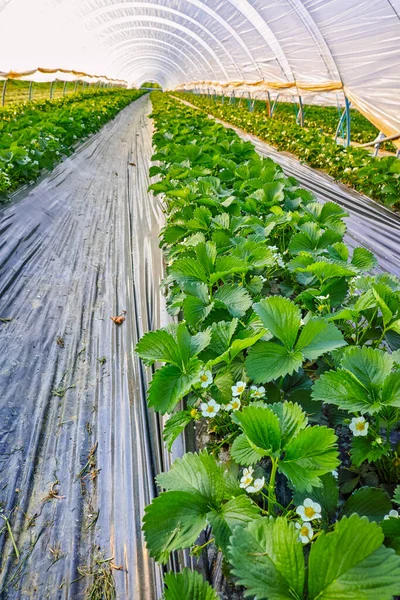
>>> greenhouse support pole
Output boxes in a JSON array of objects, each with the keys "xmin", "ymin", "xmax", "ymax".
[
  {"xmin": 221, "ymin": 92, "xmax": 225, "ymax": 105},
  {"xmin": 334, "ymin": 107, "xmax": 347, "ymax": 145},
  {"xmin": 373, "ymin": 132, "xmax": 386, "ymax": 157},
  {"xmin": 266, "ymin": 91, "xmax": 271, "ymax": 118},
  {"xmin": 247, "ymin": 92, "xmax": 251, "ymax": 112},
  {"xmin": 74, "ymin": 81, "xmax": 78, "ymax": 93},
  {"xmin": 345, "ymin": 97, "xmax": 351, "ymax": 147},
  {"xmin": 298, "ymin": 96, "xmax": 304, "ymax": 127},
  {"xmin": 28, "ymin": 81, "xmax": 33, "ymax": 101},
  {"xmin": 271, "ymin": 94, "xmax": 280, "ymax": 117},
  {"xmin": 63, "ymin": 81, "xmax": 68, "ymax": 96},
  {"xmin": 50, "ymin": 81, "xmax": 55, "ymax": 99},
  {"xmin": 1, "ymin": 80, "xmax": 7, "ymax": 107}
]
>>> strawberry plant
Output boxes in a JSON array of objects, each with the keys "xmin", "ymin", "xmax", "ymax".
[{"xmin": 137, "ymin": 92, "xmax": 400, "ymax": 599}]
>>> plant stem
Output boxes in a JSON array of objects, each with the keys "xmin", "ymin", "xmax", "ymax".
[
  {"xmin": 0, "ymin": 514, "xmax": 19, "ymax": 561},
  {"xmin": 268, "ymin": 459, "xmax": 278, "ymax": 515}
]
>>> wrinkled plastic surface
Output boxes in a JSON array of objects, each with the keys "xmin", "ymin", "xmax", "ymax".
[
  {"xmin": 1, "ymin": 1, "xmax": 399, "ymax": 140},
  {"xmin": 0, "ymin": 95, "xmax": 170, "ymax": 599}
]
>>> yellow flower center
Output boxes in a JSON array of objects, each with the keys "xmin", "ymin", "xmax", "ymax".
[
  {"xmin": 190, "ymin": 408, "xmax": 198, "ymax": 417},
  {"xmin": 237, "ymin": 386, "xmax": 244, "ymax": 393},
  {"xmin": 243, "ymin": 476, "xmax": 252, "ymax": 485},
  {"xmin": 304, "ymin": 507, "xmax": 316, "ymax": 518},
  {"xmin": 301, "ymin": 526, "xmax": 310, "ymax": 537},
  {"xmin": 200, "ymin": 375, "xmax": 208, "ymax": 382},
  {"xmin": 206, "ymin": 406, "xmax": 214, "ymax": 413},
  {"xmin": 356, "ymin": 422, "xmax": 365, "ymax": 431},
  {"xmin": 232, "ymin": 401, "xmax": 240, "ymax": 410}
]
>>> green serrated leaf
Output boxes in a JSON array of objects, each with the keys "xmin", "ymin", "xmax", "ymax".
[
  {"xmin": 295, "ymin": 318, "xmax": 346, "ymax": 360},
  {"xmin": 208, "ymin": 319, "xmax": 238, "ymax": 355},
  {"xmin": 234, "ymin": 405, "xmax": 281, "ymax": 455},
  {"xmin": 381, "ymin": 517, "xmax": 400, "ymax": 554},
  {"xmin": 280, "ymin": 426, "xmax": 339, "ymax": 492},
  {"xmin": 183, "ymin": 296, "xmax": 214, "ymax": 329},
  {"xmin": 194, "ymin": 241, "xmax": 217, "ymax": 273},
  {"xmin": 214, "ymin": 284, "xmax": 252, "ymax": 318},
  {"xmin": 245, "ymin": 341, "xmax": 303, "ymax": 383},
  {"xmin": 229, "ymin": 517, "xmax": 305, "ymax": 600},
  {"xmin": 350, "ymin": 435, "xmax": 388, "ymax": 467},
  {"xmin": 143, "ymin": 491, "xmax": 207, "ymax": 563},
  {"xmin": 163, "ymin": 569, "xmax": 219, "ymax": 600},
  {"xmin": 170, "ymin": 257, "xmax": 208, "ymax": 284},
  {"xmin": 148, "ymin": 360, "xmax": 201, "ymax": 415},
  {"xmin": 254, "ymin": 296, "xmax": 301, "ymax": 348},
  {"xmin": 136, "ymin": 328, "xmax": 181, "ymax": 366},
  {"xmin": 351, "ymin": 247, "xmax": 378, "ymax": 272},
  {"xmin": 163, "ymin": 410, "xmax": 193, "ymax": 452},
  {"xmin": 209, "ymin": 369, "xmax": 234, "ymax": 403},
  {"xmin": 312, "ymin": 347, "xmax": 399, "ymax": 414},
  {"xmin": 230, "ymin": 433, "xmax": 266, "ymax": 465},
  {"xmin": 156, "ymin": 451, "xmax": 225, "ymax": 505},
  {"xmin": 308, "ymin": 515, "xmax": 400, "ymax": 600},
  {"xmin": 208, "ymin": 495, "xmax": 260, "ymax": 556},
  {"xmin": 270, "ymin": 401, "xmax": 307, "ymax": 445}
]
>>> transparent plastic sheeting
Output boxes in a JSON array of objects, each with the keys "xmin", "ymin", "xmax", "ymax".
[
  {"xmin": 0, "ymin": 68, "xmax": 127, "ymax": 85},
  {"xmin": 0, "ymin": 2, "xmax": 399, "ymax": 134}
]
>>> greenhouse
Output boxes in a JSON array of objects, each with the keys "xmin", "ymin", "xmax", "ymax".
[{"xmin": 0, "ymin": 1, "xmax": 400, "ymax": 598}]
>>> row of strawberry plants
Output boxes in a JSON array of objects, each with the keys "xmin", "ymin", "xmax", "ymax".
[
  {"xmin": 212, "ymin": 94, "xmax": 395, "ymax": 151},
  {"xmin": 0, "ymin": 89, "xmax": 146, "ymax": 197},
  {"xmin": 173, "ymin": 92, "xmax": 400, "ymax": 211},
  {"xmin": 137, "ymin": 92, "xmax": 400, "ymax": 599}
]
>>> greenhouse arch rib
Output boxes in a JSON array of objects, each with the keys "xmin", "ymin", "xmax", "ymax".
[
  {"xmin": 117, "ymin": 54, "xmax": 188, "ymax": 79},
  {"xmin": 104, "ymin": 25, "xmax": 220, "ymax": 81},
  {"xmin": 109, "ymin": 38, "xmax": 206, "ymax": 77},
  {"xmin": 80, "ymin": 0, "xmax": 262, "ymax": 79},
  {"xmin": 97, "ymin": 15, "xmax": 230, "ymax": 80},
  {"xmin": 91, "ymin": 14, "xmax": 239, "ymax": 79}
]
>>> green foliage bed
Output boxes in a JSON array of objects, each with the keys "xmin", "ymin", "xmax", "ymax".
[
  {"xmin": 137, "ymin": 92, "xmax": 400, "ymax": 599},
  {"xmin": 235, "ymin": 95, "xmax": 394, "ymax": 150},
  {"xmin": 174, "ymin": 92, "xmax": 400, "ymax": 211},
  {"xmin": 0, "ymin": 88, "xmax": 146, "ymax": 197}
]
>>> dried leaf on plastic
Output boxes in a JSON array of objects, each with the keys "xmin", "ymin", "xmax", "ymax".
[{"xmin": 110, "ymin": 310, "xmax": 126, "ymax": 325}]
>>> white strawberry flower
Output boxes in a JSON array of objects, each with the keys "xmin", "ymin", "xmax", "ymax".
[
  {"xmin": 239, "ymin": 467, "xmax": 254, "ymax": 489},
  {"xmin": 197, "ymin": 369, "xmax": 213, "ymax": 388},
  {"xmin": 225, "ymin": 398, "xmax": 241, "ymax": 411},
  {"xmin": 295, "ymin": 522, "xmax": 313, "ymax": 544},
  {"xmin": 246, "ymin": 477, "xmax": 265, "ymax": 494},
  {"xmin": 250, "ymin": 385, "xmax": 266, "ymax": 399},
  {"xmin": 232, "ymin": 381, "xmax": 246, "ymax": 396},
  {"xmin": 200, "ymin": 399, "xmax": 221, "ymax": 418},
  {"xmin": 349, "ymin": 416, "xmax": 369, "ymax": 437},
  {"xmin": 296, "ymin": 499, "xmax": 322, "ymax": 522},
  {"xmin": 384, "ymin": 509, "xmax": 399, "ymax": 520}
]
